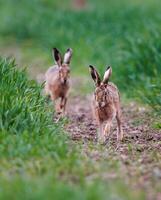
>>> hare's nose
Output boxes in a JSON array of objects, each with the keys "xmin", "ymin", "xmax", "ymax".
[{"xmin": 98, "ymin": 102, "xmax": 102, "ymax": 107}]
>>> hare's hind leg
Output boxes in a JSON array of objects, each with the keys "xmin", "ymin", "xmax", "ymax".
[
  {"xmin": 50, "ymin": 94, "xmax": 61, "ymax": 115},
  {"xmin": 98, "ymin": 123, "xmax": 105, "ymax": 143},
  {"xmin": 44, "ymin": 83, "xmax": 51, "ymax": 101},
  {"xmin": 116, "ymin": 110, "xmax": 123, "ymax": 141}
]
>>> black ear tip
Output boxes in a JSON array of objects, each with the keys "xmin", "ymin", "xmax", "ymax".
[
  {"xmin": 53, "ymin": 48, "xmax": 59, "ymax": 53},
  {"xmin": 106, "ymin": 65, "xmax": 111, "ymax": 70},
  {"xmin": 89, "ymin": 65, "xmax": 94, "ymax": 69},
  {"xmin": 67, "ymin": 48, "xmax": 72, "ymax": 52}
]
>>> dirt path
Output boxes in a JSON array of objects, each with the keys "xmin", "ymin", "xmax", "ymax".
[
  {"xmin": 66, "ymin": 95, "xmax": 97, "ymax": 141},
  {"xmin": 65, "ymin": 83, "xmax": 161, "ymax": 199},
  {"xmin": 38, "ymin": 74, "xmax": 161, "ymax": 155},
  {"xmin": 66, "ymin": 81, "xmax": 161, "ymax": 149},
  {"xmin": 38, "ymin": 74, "xmax": 161, "ymax": 198}
]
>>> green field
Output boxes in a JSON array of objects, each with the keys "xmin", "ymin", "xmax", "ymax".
[{"xmin": 0, "ymin": 0, "xmax": 161, "ymax": 199}]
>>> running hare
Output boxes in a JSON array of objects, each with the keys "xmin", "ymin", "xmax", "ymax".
[
  {"xmin": 45, "ymin": 48, "xmax": 72, "ymax": 116},
  {"xmin": 89, "ymin": 65, "xmax": 123, "ymax": 142}
]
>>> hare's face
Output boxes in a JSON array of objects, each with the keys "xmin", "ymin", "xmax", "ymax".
[
  {"xmin": 59, "ymin": 65, "xmax": 70, "ymax": 84},
  {"xmin": 52, "ymin": 48, "xmax": 72, "ymax": 84},
  {"xmin": 94, "ymin": 85, "xmax": 106, "ymax": 107},
  {"xmin": 89, "ymin": 65, "xmax": 112, "ymax": 108}
]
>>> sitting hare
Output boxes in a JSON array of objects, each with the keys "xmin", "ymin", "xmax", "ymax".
[
  {"xmin": 45, "ymin": 47, "xmax": 72, "ymax": 116},
  {"xmin": 89, "ymin": 65, "xmax": 123, "ymax": 142}
]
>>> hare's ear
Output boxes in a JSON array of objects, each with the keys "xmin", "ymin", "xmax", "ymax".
[
  {"xmin": 103, "ymin": 66, "xmax": 112, "ymax": 84},
  {"xmin": 89, "ymin": 65, "xmax": 101, "ymax": 86},
  {"xmin": 64, "ymin": 48, "xmax": 73, "ymax": 64},
  {"xmin": 52, "ymin": 48, "xmax": 62, "ymax": 67}
]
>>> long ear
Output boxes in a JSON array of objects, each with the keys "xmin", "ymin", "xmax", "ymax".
[
  {"xmin": 64, "ymin": 48, "xmax": 73, "ymax": 64},
  {"xmin": 89, "ymin": 65, "xmax": 101, "ymax": 86},
  {"xmin": 52, "ymin": 48, "xmax": 62, "ymax": 67},
  {"xmin": 103, "ymin": 66, "xmax": 112, "ymax": 84}
]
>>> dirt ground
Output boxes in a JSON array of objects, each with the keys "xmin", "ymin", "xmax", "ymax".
[
  {"xmin": 65, "ymin": 79, "xmax": 161, "ymax": 148},
  {"xmin": 66, "ymin": 93, "xmax": 161, "ymax": 199},
  {"xmin": 39, "ymin": 74, "xmax": 161, "ymax": 199}
]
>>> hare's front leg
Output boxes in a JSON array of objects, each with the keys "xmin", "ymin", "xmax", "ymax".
[
  {"xmin": 62, "ymin": 97, "xmax": 67, "ymax": 116},
  {"xmin": 104, "ymin": 119, "xmax": 112, "ymax": 141},
  {"xmin": 60, "ymin": 96, "xmax": 67, "ymax": 116},
  {"xmin": 116, "ymin": 110, "xmax": 123, "ymax": 141}
]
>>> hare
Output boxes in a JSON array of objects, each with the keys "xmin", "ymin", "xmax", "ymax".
[
  {"xmin": 45, "ymin": 47, "xmax": 72, "ymax": 116},
  {"xmin": 89, "ymin": 65, "xmax": 123, "ymax": 142}
]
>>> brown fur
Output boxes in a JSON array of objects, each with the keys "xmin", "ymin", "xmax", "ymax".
[
  {"xmin": 45, "ymin": 48, "xmax": 72, "ymax": 116},
  {"xmin": 89, "ymin": 65, "xmax": 123, "ymax": 142}
]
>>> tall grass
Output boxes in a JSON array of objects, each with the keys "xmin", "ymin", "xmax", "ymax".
[
  {"xmin": 0, "ymin": 58, "xmax": 49, "ymax": 135},
  {"xmin": 0, "ymin": 57, "xmax": 69, "ymax": 158},
  {"xmin": 0, "ymin": 58, "xmax": 147, "ymax": 200},
  {"xmin": 117, "ymin": 28, "xmax": 161, "ymax": 113},
  {"xmin": 0, "ymin": 0, "xmax": 161, "ymax": 112}
]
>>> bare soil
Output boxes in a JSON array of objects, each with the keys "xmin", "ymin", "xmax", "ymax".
[
  {"xmin": 39, "ymin": 74, "xmax": 161, "ymax": 199},
  {"xmin": 66, "ymin": 88, "xmax": 161, "ymax": 150},
  {"xmin": 66, "ymin": 93, "xmax": 161, "ymax": 200},
  {"xmin": 64, "ymin": 78, "xmax": 161, "ymax": 200}
]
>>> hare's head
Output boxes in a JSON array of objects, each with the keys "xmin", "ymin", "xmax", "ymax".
[
  {"xmin": 89, "ymin": 65, "xmax": 112, "ymax": 107},
  {"xmin": 52, "ymin": 48, "xmax": 73, "ymax": 84}
]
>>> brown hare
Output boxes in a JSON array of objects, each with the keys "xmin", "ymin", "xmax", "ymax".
[
  {"xmin": 89, "ymin": 65, "xmax": 123, "ymax": 143},
  {"xmin": 45, "ymin": 47, "xmax": 72, "ymax": 116}
]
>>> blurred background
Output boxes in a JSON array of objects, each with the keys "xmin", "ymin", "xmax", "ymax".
[
  {"xmin": 0, "ymin": 1, "xmax": 161, "ymax": 199},
  {"xmin": 0, "ymin": 0, "xmax": 161, "ymax": 113}
]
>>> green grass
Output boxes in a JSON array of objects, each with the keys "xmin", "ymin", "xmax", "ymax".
[
  {"xmin": 0, "ymin": 58, "xmax": 70, "ymax": 158},
  {"xmin": 0, "ymin": 0, "xmax": 161, "ymax": 112},
  {"xmin": 0, "ymin": 58, "xmax": 149, "ymax": 200},
  {"xmin": 0, "ymin": 0, "xmax": 161, "ymax": 199}
]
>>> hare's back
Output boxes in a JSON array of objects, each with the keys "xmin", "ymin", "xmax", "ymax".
[
  {"xmin": 107, "ymin": 82, "xmax": 118, "ymax": 90},
  {"xmin": 45, "ymin": 65, "xmax": 59, "ymax": 83},
  {"xmin": 106, "ymin": 82, "xmax": 120, "ymax": 101}
]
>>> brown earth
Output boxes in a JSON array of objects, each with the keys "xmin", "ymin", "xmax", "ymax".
[
  {"xmin": 65, "ymin": 89, "xmax": 161, "ymax": 200},
  {"xmin": 39, "ymin": 74, "xmax": 161, "ymax": 199},
  {"xmin": 65, "ymin": 80, "xmax": 161, "ymax": 150}
]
